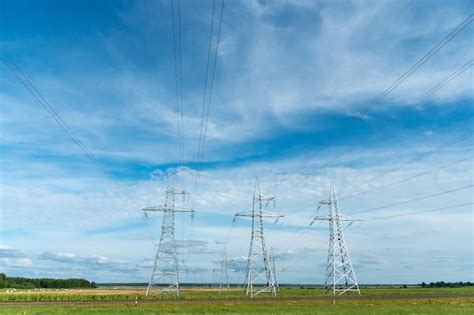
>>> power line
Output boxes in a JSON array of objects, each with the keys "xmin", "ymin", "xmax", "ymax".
[
  {"xmin": 340, "ymin": 154, "xmax": 473, "ymax": 201},
  {"xmin": 273, "ymin": 217, "xmax": 324, "ymax": 258},
  {"xmin": 196, "ymin": 0, "xmax": 225, "ymax": 192},
  {"xmin": 194, "ymin": 0, "xmax": 225, "ymax": 196},
  {"xmin": 349, "ymin": 184, "xmax": 473, "ymax": 216},
  {"xmin": 332, "ymin": 59, "xmax": 473, "ymax": 175},
  {"xmin": 273, "ymin": 201, "xmax": 472, "ymax": 277},
  {"xmin": 364, "ymin": 202, "xmax": 473, "ymax": 221},
  {"xmin": 271, "ymin": 174, "xmax": 473, "ymax": 263},
  {"xmin": 282, "ymin": 59, "xmax": 473, "ymax": 199},
  {"xmin": 268, "ymin": 13, "xmax": 473, "ymax": 197},
  {"xmin": 1, "ymin": 48, "xmax": 162, "ymax": 252},
  {"xmin": 357, "ymin": 13, "xmax": 473, "ymax": 118},
  {"xmin": 218, "ymin": 9, "xmax": 473, "ymax": 253},
  {"xmin": 280, "ymin": 132, "xmax": 473, "ymax": 217},
  {"xmin": 194, "ymin": 0, "xmax": 216, "ymax": 196},
  {"xmin": 281, "ymin": 199, "xmax": 472, "ymax": 259},
  {"xmin": 275, "ymin": 201, "xmax": 472, "ymax": 273},
  {"xmin": 338, "ymin": 131, "xmax": 473, "ymax": 197},
  {"xmin": 277, "ymin": 237, "xmax": 330, "ymax": 270},
  {"xmin": 0, "ymin": 48, "xmax": 119, "ymax": 186},
  {"xmin": 171, "ymin": 0, "xmax": 186, "ymax": 189},
  {"xmin": 177, "ymin": 0, "xmax": 185, "ymax": 180},
  {"xmin": 323, "ymin": 0, "xmax": 413, "ymax": 111}
]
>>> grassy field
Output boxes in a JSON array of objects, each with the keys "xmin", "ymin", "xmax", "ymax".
[
  {"xmin": 1, "ymin": 297, "xmax": 473, "ymax": 314},
  {"xmin": 0, "ymin": 286, "xmax": 473, "ymax": 301},
  {"xmin": 1, "ymin": 287, "xmax": 473, "ymax": 314}
]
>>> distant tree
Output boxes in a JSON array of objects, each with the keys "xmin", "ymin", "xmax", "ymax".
[
  {"xmin": 0, "ymin": 273, "xmax": 6, "ymax": 288},
  {"xmin": 420, "ymin": 281, "xmax": 474, "ymax": 288},
  {"xmin": 2, "ymin": 275, "xmax": 96, "ymax": 289}
]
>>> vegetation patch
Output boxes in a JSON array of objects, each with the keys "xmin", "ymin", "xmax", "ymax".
[{"xmin": 0, "ymin": 273, "xmax": 96, "ymax": 290}]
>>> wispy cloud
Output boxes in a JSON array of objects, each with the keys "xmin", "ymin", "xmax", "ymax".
[
  {"xmin": 0, "ymin": 245, "xmax": 26, "ymax": 258},
  {"xmin": 0, "ymin": 0, "xmax": 472, "ymax": 284}
]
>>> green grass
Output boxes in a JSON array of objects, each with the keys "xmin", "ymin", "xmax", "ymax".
[
  {"xmin": 1, "ymin": 287, "xmax": 473, "ymax": 314},
  {"xmin": 0, "ymin": 287, "xmax": 473, "ymax": 302},
  {"xmin": 1, "ymin": 297, "xmax": 474, "ymax": 314}
]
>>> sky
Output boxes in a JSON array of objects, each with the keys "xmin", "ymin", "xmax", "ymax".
[{"xmin": 0, "ymin": 0, "xmax": 473, "ymax": 285}]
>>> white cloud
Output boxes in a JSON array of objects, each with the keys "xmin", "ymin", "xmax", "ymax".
[
  {"xmin": 13, "ymin": 258, "xmax": 33, "ymax": 268},
  {"xmin": 0, "ymin": 245, "xmax": 33, "ymax": 269},
  {"xmin": 0, "ymin": 245, "xmax": 25, "ymax": 258},
  {"xmin": 1, "ymin": 0, "xmax": 472, "ymax": 166},
  {"xmin": 38, "ymin": 251, "xmax": 111, "ymax": 265},
  {"xmin": 0, "ymin": 0, "xmax": 472, "ymax": 284}
]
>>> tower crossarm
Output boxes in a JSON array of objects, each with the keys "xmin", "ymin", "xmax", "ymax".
[
  {"xmin": 260, "ymin": 210, "xmax": 284, "ymax": 218},
  {"xmin": 233, "ymin": 210, "xmax": 284, "ymax": 223},
  {"xmin": 142, "ymin": 206, "xmax": 194, "ymax": 213},
  {"xmin": 142, "ymin": 206, "xmax": 194, "ymax": 220},
  {"xmin": 173, "ymin": 206, "xmax": 194, "ymax": 213},
  {"xmin": 233, "ymin": 211, "xmax": 253, "ymax": 217},
  {"xmin": 234, "ymin": 211, "xmax": 283, "ymax": 218},
  {"xmin": 142, "ymin": 205, "xmax": 168, "ymax": 212},
  {"xmin": 166, "ymin": 188, "xmax": 189, "ymax": 196},
  {"xmin": 256, "ymin": 194, "xmax": 275, "ymax": 201},
  {"xmin": 309, "ymin": 215, "xmax": 361, "ymax": 225}
]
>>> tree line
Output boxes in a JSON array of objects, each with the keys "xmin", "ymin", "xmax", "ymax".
[
  {"xmin": 420, "ymin": 281, "xmax": 473, "ymax": 288},
  {"xmin": 0, "ymin": 273, "xmax": 97, "ymax": 289}
]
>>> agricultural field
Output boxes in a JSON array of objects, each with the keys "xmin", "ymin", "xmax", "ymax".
[{"xmin": 0, "ymin": 286, "xmax": 473, "ymax": 314}]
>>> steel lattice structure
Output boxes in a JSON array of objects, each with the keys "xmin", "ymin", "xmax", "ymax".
[
  {"xmin": 234, "ymin": 179, "xmax": 283, "ymax": 298},
  {"xmin": 311, "ymin": 184, "xmax": 360, "ymax": 295},
  {"xmin": 212, "ymin": 248, "xmax": 230, "ymax": 293},
  {"xmin": 219, "ymin": 248, "xmax": 230, "ymax": 293},
  {"xmin": 143, "ymin": 186, "xmax": 193, "ymax": 296},
  {"xmin": 269, "ymin": 247, "xmax": 279, "ymax": 292}
]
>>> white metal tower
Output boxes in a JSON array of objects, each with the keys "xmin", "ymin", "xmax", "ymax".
[
  {"xmin": 311, "ymin": 184, "xmax": 360, "ymax": 295},
  {"xmin": 143, "ymin": 185, "xmax": 193, "ymax": 296},
  {"xmin": 233, "ymin": 179, "xmax": 283, "ymax": 298},
  {"xmin": 212, "ymin": 248, "xmax": 230, "ymax": 293},
  {"xmin": 270, "ymin": 247, "xmax": 279, "ymax": 291},
  {"xmin": 219, "ymin": 248, "xmax": 230, "ymax": 292}
]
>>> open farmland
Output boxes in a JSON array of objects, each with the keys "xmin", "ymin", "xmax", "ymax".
[
  {"xmin": 1, "ymin": 287, "xmax": 473, "ymax": 314},
  {"xmin": 1, "ymin": 0, "xmax": 473, "ymax": 314}
]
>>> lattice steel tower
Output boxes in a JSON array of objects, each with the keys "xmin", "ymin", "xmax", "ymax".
[
  {"xmin": 233, "ymin": 179, "xmax": 283, "ymax": 298},
  {"xmin": 311, "ymin": 184, "xmax": 360, "ymax": 295},
  {"xmin": 143, "ymin": 185, "xmax": 193, "ymax": 296},
  {"xmin": 270, "ymin": 247, "xmax": 279, "ymax": 291},
  {"xmin": 212, "ymin": 248, "xmax": 230, "ymax": 293}
]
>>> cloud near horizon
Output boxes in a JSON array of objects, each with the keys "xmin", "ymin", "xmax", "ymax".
[{"xmin": 0, "ymin": 0, "xmax": 473, "ymax": 284}]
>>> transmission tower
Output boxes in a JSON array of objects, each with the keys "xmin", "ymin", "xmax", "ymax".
[
  {"xmin": 212, "ymin": 249, "xmax": 230, "ymax": 293},
  {"xmin": 311, "ymin": 184, "xmax": 360, "ymax": 295},
  {"xmin": 212, "ymin": 268, "xmax": 220, "ymax": 289},
  {"xmin": 270, "ymin": 247, "xmax": 279, "ymax": 291},
  {"xmin": 233, "ymin": 179, "xmax": 284, "ymax": 298},
  {"xmin": 143, "ymin": 185, "xmax": 194, "ymax": 296},
  {"xmin": 218, "ymin": 248, "xmax": 230, "ymax": 292}
]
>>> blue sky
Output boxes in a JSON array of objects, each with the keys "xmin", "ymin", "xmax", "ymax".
[{"xmin": 0, "ymin": 0, "xmax": 473, "ymax": 284}]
